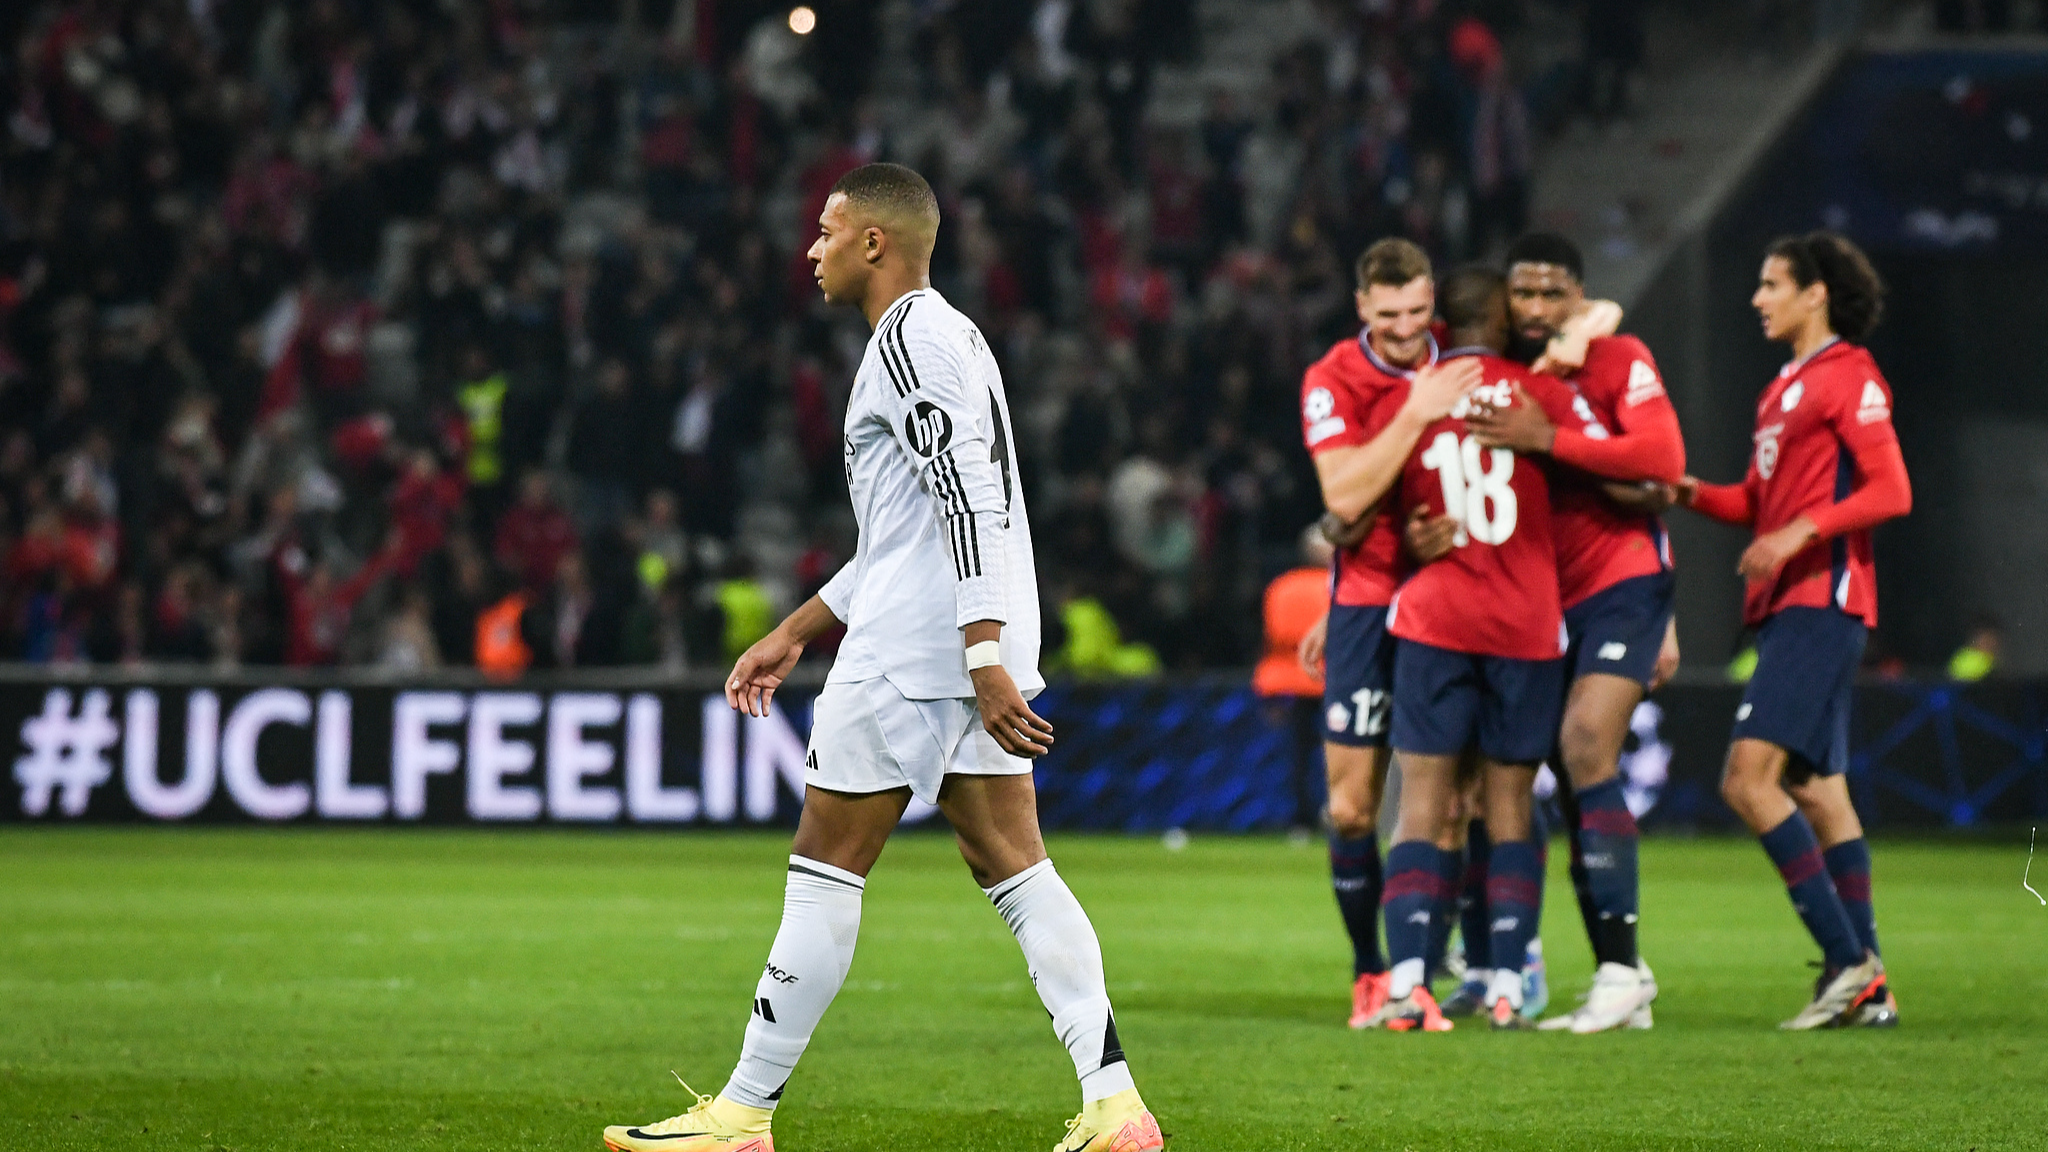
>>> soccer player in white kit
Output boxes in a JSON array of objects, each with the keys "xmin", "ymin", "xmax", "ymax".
[{"xmin": 602, "ymin": 164, "xmax": 1162, "ymax": 1152}]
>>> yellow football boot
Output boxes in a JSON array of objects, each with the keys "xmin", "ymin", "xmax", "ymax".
[
  {"xmin": 603, "ymin": 1079, "xmax": 774, "ymax": 1152},
  {"xmin": 1052, "ymin": 1088, "xmax": 1163, "ymax": 1152}
]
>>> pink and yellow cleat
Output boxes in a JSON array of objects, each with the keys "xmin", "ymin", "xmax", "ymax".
[
  {"xmin": 1053, "ymin": 1088, "xmax": 1163, "ymax": 1152},
  {"xmin": 1347, "ymin": 971, "xmax": 1391, "ymax": 1029}
]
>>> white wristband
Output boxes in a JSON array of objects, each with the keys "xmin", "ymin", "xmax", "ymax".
[{"xmin": 964, "ymin": 640, "xmax": 1002, "ymax": 670}]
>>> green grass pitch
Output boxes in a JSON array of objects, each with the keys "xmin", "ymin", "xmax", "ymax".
[{"xmin": 2, "ymin": 828, "xmax": 2043, "ymax": 1151}]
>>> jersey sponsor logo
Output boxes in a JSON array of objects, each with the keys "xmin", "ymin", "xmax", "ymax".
[
  {"xmin": 1448, "ymin": 378, "xmax": 1517, "ymax": 420},
  {"xmin": 1598, "ymin": 641, "xmax": 1628, "ymax": 661},
  {"xmin": 1624, "ymin": 360, "xmax": 1665, "ymax": 406},
  {"xmin": 904, "ymin": 400, "xmax": 954, "ymax": 457},
  {"xmin": 1857, "ymin": 380, "xmax": 1891, "ymax": 425},
  {"xmin": 1754, "ymin": 422, "xmax": 1785, "ymax": 479},
  {"xmin": 1781, "ymin": 381, "xmax": 1805, "ymax": 412}
]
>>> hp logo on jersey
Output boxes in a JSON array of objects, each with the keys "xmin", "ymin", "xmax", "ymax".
[{"xmin": 904, "ymin": 401, "xmax": 953, "ymax": 458}]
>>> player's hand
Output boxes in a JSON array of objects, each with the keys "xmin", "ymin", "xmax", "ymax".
[
  {"xmin": 1649, "ymin": 616, "xmax": 1681, "ymax": 691},
  {"xmin": 726, "ymin": 628, "xmax": 804, "ymax": 717},
  {"xmin": 1737, "ymin": 516, "xmax": 1818, "ymax": 582},
  {"xmin": 1403, "ymin": 358, "xmax": 1483, "ymax": 423},
  {"xmin": 1298, "ymin": 614, "xmax": 1328, "ymax": 677},
  {"xmin": 971, "ymin": 664, "xmax": 1056, "ymax": 757},
  {"xmin": 1531, "ymin": 330, "xmax": 1590, "ymax": 376},
  {"xmin": 1466, "ymin": 384, "xmax": 1555, "ymax": 454},
  {"xmin": 1671, "ymin": 476, "xmax": 1701, "ymax": 508},
  {"xmin": 1403, "ymin": 505, "xmax": 1459, "ymax": 564},
  {"xmin": 1319, "ymin": 508, "xmax": 1373, "ymax": 549},
  {"xmin": 1602, "ymin": 480, "xmax": 1676, "ymax": 513}
]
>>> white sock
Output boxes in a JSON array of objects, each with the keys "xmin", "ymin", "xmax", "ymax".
[
  {"xmin": 1389, "ymin": 958, "xmax": 1427, "ymax": 1000},
  {"xmin": 722, "ymin": 855, "xmax": 864, "ymax": 1110},
  {"xmin": 1467, "ymin": 967, "xmax": 1494, "ymax": 987},
  {"xmin": 984, "ymin": 860, "xmax": 1135, "ymax": 1103},
  {"xmin": 1487, "ymin": 966, "xmax": 1524, "ymax": 1011}
]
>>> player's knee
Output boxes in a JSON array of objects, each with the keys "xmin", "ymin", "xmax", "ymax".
[
  {"xmin": 1557, "ymin": 715, "xmax": 1614, "ymax": 785},
  {"xmin": 1328, "ymin": 793, "xmax": 1377, "ymax": 840}
]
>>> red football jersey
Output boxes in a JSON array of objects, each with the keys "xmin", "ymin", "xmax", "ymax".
[
  {"xmin": 1549, "ymin": 335, "xmax": 1683, "ymax": 608},
  {"xmin": 1735, "ymin": 340, "xmax": 1900, "ymax": 627},
  {"xmin": 1299, "ymin": 331, "xmax": 1439, "ymax": 607},
  {"xmin": 1385, "ymin": 352, "xmax": 1574, "ymax": 661}
]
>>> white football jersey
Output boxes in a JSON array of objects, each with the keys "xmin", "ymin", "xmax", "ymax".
[{"xmin": 818, "ymin": 288, "xmax": 1042, "ymax": 700}]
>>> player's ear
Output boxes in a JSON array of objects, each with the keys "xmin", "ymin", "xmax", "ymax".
[{"xmin": 864, "ymin": 226, "xmax": 886, "ymax": 265}]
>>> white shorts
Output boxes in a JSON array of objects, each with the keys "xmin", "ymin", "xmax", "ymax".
[{"xmin": 805, "ymin": 678, "xmax": 1033, "ymax": 804}]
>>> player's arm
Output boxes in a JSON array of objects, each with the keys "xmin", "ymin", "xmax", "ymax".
[
  {"xmin": 1734, "ymin": 383, "xmax": 1911, "ymax": 582},
  {"xmin": 889, "ymin": 320, "xmax": 1053, "ymax": 757},
  {"xmin": 728, "ymin": 593, "xmax": 844, "ymax": 717},
  {"xmin": 1672, "ymin": 475, "xmax": 1756, "ymax": 527},
  {"xmin": 1531, "ymin": 299, "xmax": 1623, "ymax": 375},
  {"xmin": 1311, "ymin": 359, "xmax": 1481, "ymax": 522},
  {"xmin": 1469, "ymin": 367, "xmax": 1684, "ymax": 484}
]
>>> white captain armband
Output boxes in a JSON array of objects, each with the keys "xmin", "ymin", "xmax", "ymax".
[{"xmin": 964, "ymin": 640, "xmax": 1003, "ymax": 670}]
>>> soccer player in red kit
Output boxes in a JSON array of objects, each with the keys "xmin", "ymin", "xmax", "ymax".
[
  {"xmin": 1465, "ymin": 232, "xmax": 1684, "ymax": 1032},
  {"xmin": 1673, "ymin": 231, "xmax": 1909, "ymax": 1030},
  {"xmin": 1296, "ymin": 238, "xmax": 1480, "ymax": 1028},
  {"xmin": 1365, "ymin": 267, "xmax": 1584, "ymax": 1032}
]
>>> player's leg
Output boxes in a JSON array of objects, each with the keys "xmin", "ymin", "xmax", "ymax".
[
  {"xmin": 1478, "ymin": 758, "xmax": 1542, "ymax": 1027},
  {"xmin": 604, "ymin": 785, "xmax": 906, "ymax": 1152},
  {"xmin": 1370, "ymin": 749, "xmax": 1462, "ymax": 1030},
  {"xmin": 1789, "ymin": 763, "xmax": 1895, "ymax": 1026},
  {"xmin": 1318, "ymin": 603, "xmax": 1397, "ymax": 1026},
  {"xmin": 942, "ymin": 754, "xmax": 1161, "ymax": 1150},
  {"xmin": 1472, "ymin": 654, "xmax": 1566, "ymax": 1029},
  {"xmin": 1723, "ymin": 608, "xmax": 1881, "ymax": 1028},
  {"xmin": 1327, "ymin": 743, "xmax": 1393, "ymax": 1025},
  {"xmin": 1365, "ymin": 640, "xmax": 1482, "ymax": 1031},
  {"xmin": 1439, "ymin": 773, "xmax": 1491, "ymax": 1017}
]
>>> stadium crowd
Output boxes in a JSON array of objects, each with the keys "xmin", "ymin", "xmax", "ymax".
[{"xmin": 0, "ymin": 0, "xmax": 1560, "ymax": 674}]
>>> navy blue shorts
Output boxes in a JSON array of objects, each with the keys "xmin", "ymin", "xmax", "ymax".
[
  {"xmin": 1391, "ymin": 639, "xmax": 1566, "ymax": 764},
  {"xmin": 1732, "ymin": 606, "xmax": 1867, "ymax": 779},
  {"xmin": 1564, "ymin": 571, "xmax": 1676, "ymax": 687},
  {"xmin": 1321, "ymin": 604, "xmax": 1397, "ymax": 748}
]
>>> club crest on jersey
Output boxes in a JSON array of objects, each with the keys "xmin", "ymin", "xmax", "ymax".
[
  {"xmin": 1781, "ymin": 381, "xmax": 1804, "ymax": 412},
  {"xmin": 1754, "ymin": 422, "xmax": 1784, "ymax": 479},
  {"xmin": 904, "ymin": 401, "xmax": 953, "ymax": 457}
]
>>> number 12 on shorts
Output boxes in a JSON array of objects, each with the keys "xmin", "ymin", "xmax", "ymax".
[{"xmin": 1421, "ymin": 431, "xmax": 1518, "ymax": 546}]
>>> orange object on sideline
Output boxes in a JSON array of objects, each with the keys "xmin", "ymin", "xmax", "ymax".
[
  {"xmin": 476, "ymin": 592, "xmax": 532, "ymax": 678},
  {"xmin": 1252, "ymin": 566, "xmax": 1328, "ymax": 698}
]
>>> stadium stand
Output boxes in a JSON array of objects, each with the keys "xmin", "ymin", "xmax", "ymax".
[{"xmin": 0, "ymin": 0, "xmax": 1630, "ymax": 671}]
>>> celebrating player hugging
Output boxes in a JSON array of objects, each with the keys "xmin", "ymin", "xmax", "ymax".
[
  {"xmin": 1298, "ymin": 228, "xmax": 1907, "ymax": 1036},
  {"xmin": 605, "ymin": 164, "xmax": 1162, "ymax": 1152}
]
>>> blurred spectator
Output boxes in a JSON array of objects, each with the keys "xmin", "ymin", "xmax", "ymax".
[
  {"xmin": 1253, "ymin": 525, "xmax": 1335, "ymax": 832},
  {"xmin": 0, "ymin": 0, "xmax": 1559, "ymax": 673}
]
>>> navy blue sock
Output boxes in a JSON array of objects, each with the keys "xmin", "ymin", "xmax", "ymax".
[
  {"xmin": 1576, "ymin": 778, "xmax": 1641, "ymax": 967},
  {"xmin": 1329, "ymin": 833, "xmax": 1386, "ymax": 976},
  {"xmin": 1823, "ymin": 838, "xmax": 1878, "ymax": 959},
  {"xmin": 1557, "ymin": 780, "xmax": 1601, "ymax": 952},
  {"xmin": 1759, "ymin": 814, "xmax": 1864, "ymax": 969},
  {"xmin": 1381, "ymin": 841, "xmax": 1442, "ymax": 971},
  {"xmin": 1530, "ymin": 803, "xmax": 1549, "ymax": 930},
  {"xmin": 1424, "ymin": 839, "xmax": 1462, "ymax": 978},
  {"xmin": 1486, "ymin": 839, "xmax": 1544, "ymax": 978},
  {"xmin": 1457, "ymin": 820, "xmax": 1491, "ymax": 976}
]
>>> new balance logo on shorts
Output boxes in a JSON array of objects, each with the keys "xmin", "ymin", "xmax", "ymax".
[
  {"xmin": 1598, "ymin": 642, "xmax": 1628, "ymax": 661},
  {"xmin": 1736, "ymin": 703, "xmax": 1754, "ymax": 721}
]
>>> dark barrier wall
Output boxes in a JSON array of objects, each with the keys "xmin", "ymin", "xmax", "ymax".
[{"xmin": 6, "ymin": 670, "xmax": 2043, "ymax": 830}]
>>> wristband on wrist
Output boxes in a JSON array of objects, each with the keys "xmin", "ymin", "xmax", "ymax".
[{"xmin": 964, "ymin": 640, "xmax": 1002, "ymax": 670}]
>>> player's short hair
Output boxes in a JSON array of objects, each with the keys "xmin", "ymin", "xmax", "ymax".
[
  {"xmin": 1355, "ymin": 238, "xmax": 1433, "ymax": 290},
  {"xmin": 1503, "ymin": 232, "xmax": 1584, "ymax": 283},
  {"xmin": 1439, "ymin": 264, "xmax": 1507, "ymax": 332},
  {"xmin": 829, "ymin": 162, "xmax": 941, "ymax": 260},
  {"xmin": 1766, "ymin": 231, "xmax": 1885, "ymax": 343}
]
